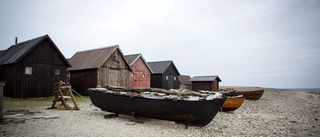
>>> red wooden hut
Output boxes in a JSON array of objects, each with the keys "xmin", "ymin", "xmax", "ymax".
[{"xmin": 125, "ymin": 54, "xmax": 152, "ymax": 88}]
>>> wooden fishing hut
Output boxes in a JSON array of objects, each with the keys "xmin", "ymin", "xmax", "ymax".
[
  {"xmin": 147, "ymin": 60, "xmax": 180, "ymax": 90},
  {"xmin": 124, "ymin": 53, "xmax": 152, "ymax": 88},
  {"xmin": 0, "ymin": 35, "xmax": 71, "ymax": 98},
  {"xmin": 189, "ymin": 75, "xmax": 221, "ymax": 91},
  {"xmin": 68, "ymin": 45, "xmax": 132, "ymax": 95}
]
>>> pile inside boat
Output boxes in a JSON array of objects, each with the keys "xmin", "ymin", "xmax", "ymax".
[
  {"xmin": 88, "ymin": 85, "xmax": 227, "ymax": 127},
  {"xmin": 95, "ymin": 85, "xmax": 224, "ymax": 101}
]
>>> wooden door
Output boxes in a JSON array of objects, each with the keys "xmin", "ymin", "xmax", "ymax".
[{"xmin": 133, "ymin": 72, "xmax": 143, "ymax": 87}]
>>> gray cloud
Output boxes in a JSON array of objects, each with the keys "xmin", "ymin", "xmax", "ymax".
[{"xmin": 1, "ymin": 0, "xmax": 319, "ymax": 88}]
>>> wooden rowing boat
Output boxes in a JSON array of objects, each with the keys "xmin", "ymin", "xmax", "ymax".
[
  {"xmin": 220, "ymin": 86, "xmax": 264, "ymax": 100},
  {"xmin": 88, "ymin": 88, "xmax": 226, "ymax": 127},
  {"xmin": 232, "ymin": 90, "xmax": 264, "ymax": 100},
  {"xmin": 222, "ymin": 95, "xmax": 245, "ymax": 111}
]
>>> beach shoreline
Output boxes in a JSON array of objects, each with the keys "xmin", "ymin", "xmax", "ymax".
[{"xmin": 1, "ymin": 87, "xmax": 319, "ymax": 136}]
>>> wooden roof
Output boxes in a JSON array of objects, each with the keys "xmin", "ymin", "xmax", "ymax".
[
  {"xmin": 0, "ymin": 35, "xmax": 71, "ymax": 67},
  {"xmin": 0, "ymin": 50, "xmax": 5, "ymax": 56},
  {"xmin": 178, "ymin": 75, "xmax": 191, "ymax": 85},
  {"xmin": 125, "ymin": 53, "xmax": 153, "ymax": 73},
  {"xmin": 68, "ymin": 45, "xmax": 132, "ymax": 71},
  {"xmin": 147, "ymin": 60, "xmax": 180, "ymax": 75},
  {"xmin": 189, "ymin": 75, "xmax": 222, "ymax": 82}
]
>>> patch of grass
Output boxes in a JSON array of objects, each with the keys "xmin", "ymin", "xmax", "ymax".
[
  {"xmin": 0, "ymin": 119, "xmax": 10, "ymax": 125},
  {"xmin": 73, "ymin": 96, "xmax": 91, "ymax": 103},
  {"xmin": 4, "ymin": 109, "xmax": 30, "ymax": 115},
  {"xmin": 3, "ymin": 96, "xmax": 91, "ymax": 102},
  {"xmin": 2, "ymin": 96, "xmax": 91, "ymax": 111},
  {"xmin": 4, "ymin": 97, "xmax": 53, "ymax": 102}
]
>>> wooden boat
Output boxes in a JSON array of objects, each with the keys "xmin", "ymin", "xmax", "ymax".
[
  {"xmin": 222, "ymin": 95, "xmax": 245, "ymax": 111},
  {"xmin": 88, "ymin": 87, "xmax": 226, "ymax": 127},
  {"xmin": 232, "ymin": 90, "xmax": 264, "ymax": 100},
  {"xmin": 220, "ymin": 86, "xmax": 264, "ymax": 100}
]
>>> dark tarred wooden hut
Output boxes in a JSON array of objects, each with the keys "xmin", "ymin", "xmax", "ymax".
[
  {"xmin": 125, "ymin": 54, "xmax": 152, "ymax": 88},
  {"xmin": 189, "ymin": 75, "xmax": 222, "ymax": 91},
  {"xmin": 68, "ymin": 45, "xmax": 132, "ymax": 95},
  {"xmin": 0, "ymin": 35, "xmax": 71, "ymax": 98},
  {"xmin": 178, "ymin": 75, "xmax": 192, "ymax": 90},
  {"xmin": 147, "ymin": 61, "xmax": 180, "ymax": 90}
]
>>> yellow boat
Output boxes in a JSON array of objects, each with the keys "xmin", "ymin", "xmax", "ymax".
[{"xmin": 222, "ymin": 95, "xmax": 245, "ymax": 111}]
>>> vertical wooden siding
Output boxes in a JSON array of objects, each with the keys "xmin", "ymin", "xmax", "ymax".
[
  {"xmin": 192, "ymin": 80, "xmax": 219, "ymax": 91},
  {"xmin": 192, "ymin": 81, "xmax": 213, "ymax": 91},
  {"xmin": 0, "ymin": 64, "xmax": 16, "ymax": 97},
  {"xmin": 70, "ymin": 69, "xmax": 97, "ymax": 96},
  {"xmin": 162, "ymin": 64, "xmax": 179, "ymax": 90},
  {"xmin": 151, "ymin": 74, "xmax": 162, "ymax": 88},
  {"xmin": 98, "ymin": 49, "xmax": 130, "ymax": 87},
  {"xmin": 1, "ymin": 39, "xmax": 69, "ymax": 98},
  {"xmin": 130, "ymin": 57, "xmax": 151, "ymax": 88},
  {"xmin": 150, "ymin": 64, "xmax": 179, "ymax": 90}
]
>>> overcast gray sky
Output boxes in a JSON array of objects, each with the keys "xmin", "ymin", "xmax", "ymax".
[{"xmin": 1, "ymin": 0, "xmax": 319, "ymax": 88}]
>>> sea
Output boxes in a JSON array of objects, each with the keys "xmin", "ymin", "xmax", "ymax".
[{"xmin": 290, "ymin": 88, "xmax": 320, "ymax": 93}]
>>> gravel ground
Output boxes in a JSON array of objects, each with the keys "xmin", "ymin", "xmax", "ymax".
[{"xmin": 1, "ymin": 88, "xmax": 319, "ymax": 137}]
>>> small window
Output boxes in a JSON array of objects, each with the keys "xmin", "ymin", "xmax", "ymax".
[
  {"xmin": 55, "ymin": 69, "xmax": 60, "ymax": 75},
  {"xmin": 142, "ymin": 74, "xmax": 145, "ymax": 78},
  {"xmin": 25, "ymin": 67, "xmax": 32, "ymax": 75},
  {"xmin": 131, "ymin": 73, "xmax": 134, "ymax": 77},
  {"xmin": 166, "ymin": 76, "xmax": 168, "ymax": 80},
  {"xmin": 174, "ymin": 76, "xmax": 176, "ymax": 81}
]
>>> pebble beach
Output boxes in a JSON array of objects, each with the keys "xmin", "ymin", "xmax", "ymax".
[{"xmin": 1, "ymin": 87, "xmax": 319, "ymax": 137}]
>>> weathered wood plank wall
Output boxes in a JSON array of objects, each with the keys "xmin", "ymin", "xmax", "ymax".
[
  {"xmin": 70, "ymin": 69, "xmax": 97, "ymax": 95},
  {"xmin": 99, "ymin": 50, "xmax": 130, "ymax": 87},
  {"xmin": 130, "ymin": 57, "xmax": 151, "ymax": 88},
  {"xmin": 0, "ymin": 39, "xmax": 68, "ymax": 98}
]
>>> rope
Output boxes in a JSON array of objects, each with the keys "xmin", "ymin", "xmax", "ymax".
[{"xmin": 71, "ymin": 89, "xmax": 88, "ymax": 101}]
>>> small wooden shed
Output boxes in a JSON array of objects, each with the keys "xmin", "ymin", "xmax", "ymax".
[
  {"xmin": 189, "ymin": 75, "xmax": 221, "ymax": 91},
  {"xmin": 147, "ymin": 61, "xmax": 180, "ymax": 90},
  {"xmin": 178, "ymin": 75, "xmax": 192, "ymax": 90},
  {"xmin": 68, "ymin": 45, "xmax": 132, "ymax": 95},
  {"xmin": 125, "ymin": 54, "xmax": 152, "ymax": 88},
  {"xmin": 0, "ymin": 35, "xmax": 71, "ymax": 98}
]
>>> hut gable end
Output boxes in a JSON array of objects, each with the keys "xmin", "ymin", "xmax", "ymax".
[
  {"xmin": 0, "ymin": 35, "xmax": 70, "ymax": 98},
  {"xmin": 125, "ymin": 53, "xmax": 152, "ymax": 88},
  {"xmin": 148, "ymin": 60, "xmax": 180, "ymax": 90},
  {"xmin": 0, "ymin": 35, "xmax": 70, "ymax": 67},
  {"xmin": 69, "ymin": 45, "xmax": 132, "ymax": 95},
  {"xmin": 21, "ymin": 39, "xmax": 69, "ymax": 66}
]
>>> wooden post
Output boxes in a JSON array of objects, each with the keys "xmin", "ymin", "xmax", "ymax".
[{"xmin": 0, "ymin": 81, "xmax": 5, "ymax": 122}]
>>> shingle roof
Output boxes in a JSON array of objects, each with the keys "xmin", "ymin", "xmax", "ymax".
[
  {"xmin": 178, "ymin": 75, "xmax": 191, "ymax": 85},
  {"xmin": 0, "ymin": 35, "xmax": 70, "ymax": 67},
  {"xmin": 189, "ymin": 75, "xmax": 222, "ymax": 82},
  {"xmin": 124, "ymin": 53, "xmax": 153, "ymax": 73},
  {"xmin": 68, "ymin": 45, "xmax": 131, "ymax": 71},
  {"xmin": 147, "ymin": 60, "xmax": 180, "ymax": 75}
]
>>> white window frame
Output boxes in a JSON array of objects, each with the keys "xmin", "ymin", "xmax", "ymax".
[
  {"xmin": 55, "ymin": 69, "xmax": 60, "ymax": 75},
  {"xmin": 25, "ymin": 67, "xmax": 32, "ymax": 75}
]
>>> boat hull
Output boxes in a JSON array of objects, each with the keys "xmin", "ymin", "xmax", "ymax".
[
  {"xmin": 88, "ymin": 88, "xmax": 226, "ymax": 127},
  {"xmin": 222, "ymin": 96, "xmax": 245, "ymax": 111},
  {"xmin": 233, "ymin": 90, "xmax": 264, "ymax": 100}
]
